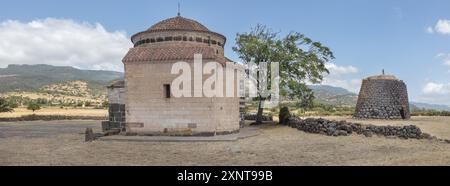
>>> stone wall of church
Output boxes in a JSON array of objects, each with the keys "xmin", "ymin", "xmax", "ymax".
[
  {"xmin": 354, "ymin": 78, "xmax": 410, "ymax": 119},
  {"xmin": 102, "ymin": 84, "xmax": 126, "ymax": 132},
  {"xmin": 123, "ymin": 60, "xmax": 241, "ymax": 136}
]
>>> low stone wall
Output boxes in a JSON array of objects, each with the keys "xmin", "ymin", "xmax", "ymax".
[
  {"xmin": 244, "ymin": 114, "xmax": 273, "ymax": 121},
  {"xmin": 287, "ymin": 117, "xmax": 434, "ymax": 140}
]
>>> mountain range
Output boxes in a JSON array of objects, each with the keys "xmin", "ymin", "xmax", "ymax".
[
  {"xmin": 1, "ymin": 64, "xmax": 449, "ymax": 111},
  {"xmin": 0, "ymin": 64, "xmax": 123, "ymax": 93}
]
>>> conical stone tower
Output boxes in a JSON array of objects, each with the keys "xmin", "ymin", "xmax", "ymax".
[{"xmin": 354, "ymin": 74, "xmax": 410, "ymax": 119}]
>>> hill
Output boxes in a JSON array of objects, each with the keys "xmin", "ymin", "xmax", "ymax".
[
  {"xmin": 308, "ymin": 85, "xmax": 358, "ymax": 107},
  {"xmin": 410, "ymin": 102, "xmax": 450, "ymax": 112},
  {"xmin": 0, "ymin": 64, "xmax": 123, "ymax": 93}
]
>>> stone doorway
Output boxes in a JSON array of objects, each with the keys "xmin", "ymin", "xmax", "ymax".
[{"xmin": 400, "ymin": 107, "xmax": 406, "ymax": 120}]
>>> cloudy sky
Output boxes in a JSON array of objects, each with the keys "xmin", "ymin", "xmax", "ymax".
[{"xmin": 0, "ymin": 0, "xmax": 449, "ymax": 106}]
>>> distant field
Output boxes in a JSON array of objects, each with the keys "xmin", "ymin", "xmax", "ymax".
[{"xmin": 0, "ymin": 107, "xmax": 107, "ymax": 118}]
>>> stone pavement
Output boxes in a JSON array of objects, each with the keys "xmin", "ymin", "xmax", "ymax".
[{"xmin": 98, "ymin": 126, "xmax": 260, "ymax": 142}]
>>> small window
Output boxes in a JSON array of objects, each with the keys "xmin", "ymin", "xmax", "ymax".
[
  {"xmin": 165, "ymin": 36, "xmax": 173, "ymax": 41},
  {"xmin": 189, "ymin": 37, "xmax": 194, "ymax": 41},
  {"xmin": 150, "ymin": 38, "xmax": 156, "ymax": 43},
  {"xmin": 196, "ymin": 37, "xmax": 202, "ymax": 42},
  {"xmin": 145, "ymin": 39, "xmax": 150, "ymax": 43},
  {"xmin": 174, "ymin": 36, "xmax": 182, "ymax": 41},
  {"xmin": 183, "ymin": 36, "xmax": 187, "ymax": 41},
  {"xmin": 164, "ymin": 84, "xmax": 171, "ymax": 98},
  {"xmin": 211, "ymin": 40, "xmax": 217, "ymax": 45},
  {"xmin": 218, "ymin": 42, "xmax": 222, "ymax": 46},
  {"xmin": 156, "ymin": 37, "xmax": 164, "ymax": 42}
]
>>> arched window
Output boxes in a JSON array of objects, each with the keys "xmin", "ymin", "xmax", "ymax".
[
  {"xmin": 156, "ymin": 37, "xmax": 164, "ymax": 42},
  {"xmin": 183, "ymin": 36, "xmax": 187, "ymax": 41},
  {"xmin": 150, "ymin": 38, "xmax": 155, "ymax": 43},
  {"xmin": 174, "ymin": 36, "xmax": 182, "ymax": 41}
]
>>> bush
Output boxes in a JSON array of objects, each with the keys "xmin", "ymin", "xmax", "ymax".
[
  {"xmin": 101, "ymin": 100, "xmax": 109, "ymax": 108},
  {"xmin": 27, "ymin": 102, "xmax": 41, "ymax": 112},
  {"xmin": 84, "ymin": 101, "xmax": 92, "ymax": 107},
  {"xmin": 0, "ymin": 97, "xmax": 13, "ymax": 112},
  {"xmin": 279, "ymin": 106, "xmax": 291, "ymax": 125}
]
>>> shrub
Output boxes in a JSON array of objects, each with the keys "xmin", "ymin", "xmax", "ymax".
[
  {"xmin": 27, "ymin": 102, "xmax": 41, "ymax": 112},
  {"xmin": 0, "ymin": 97, "xmax": 13, "ymax": 112},
  {"xmin": 279, "ymin": 106, "xmax": 291, "ymax": 125}
]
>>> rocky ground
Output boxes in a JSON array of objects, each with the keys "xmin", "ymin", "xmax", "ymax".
[{"xmin": 1, "ymin": 117, "xmax": 450, "ymax": 165}]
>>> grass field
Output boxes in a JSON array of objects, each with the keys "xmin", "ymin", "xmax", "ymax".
[
  {"xmin": 0, "ymin": 107, "xmax": 107, "ymax": 118},
  {"xmin": 2, "ymin": 117, "xmax": 450, "ymax": 165}
]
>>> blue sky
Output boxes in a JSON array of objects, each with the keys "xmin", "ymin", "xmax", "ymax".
[{"xmin": 0, "ymin": 0, "xmax": 450, "ymax": 105}]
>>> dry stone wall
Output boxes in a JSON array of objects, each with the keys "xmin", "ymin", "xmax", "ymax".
[{"xmin": 287, "ymin": 117, "xmax": 433, "ymax": 140}]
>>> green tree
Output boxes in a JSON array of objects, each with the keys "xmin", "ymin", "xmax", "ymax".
[
  {"xmin": 84, "ymin": 101, "xmax": 92, "ymax": 107},
  {"xmin": 101, "ymin": 100, "xmax": 109, "ymax": 108},
  {"xmin": 233, "ymin": 24, "xmax": 334, "ymax": 124},
  {"xmin": 0, "ymin": 97, "xmax": 13, "ymax": 112},
  {"xmin": 27, "ymin": 102, "xmax": 41, "ymax": 113}
]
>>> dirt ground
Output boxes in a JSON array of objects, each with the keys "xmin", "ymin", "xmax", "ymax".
[
  {"xmin": 0, "ymin": 107, "xmax": 107, "ymax": 118},
  {"xmin": 1, "ymin": 117, "xmax": 450, "ymax": 166}
]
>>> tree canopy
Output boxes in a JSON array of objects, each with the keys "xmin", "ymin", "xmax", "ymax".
[
  {"xmin": 27, "ymin": 102, "xmax": 41, "ymax": 113},
  {"xmin": 233, "ymin": 24, "xmax": 335, "ymax": 123}
]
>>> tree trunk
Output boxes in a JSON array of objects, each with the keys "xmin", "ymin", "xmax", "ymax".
[{"xmin": 256, "ymin": 99, "xmax": 264, "ymax": 124}]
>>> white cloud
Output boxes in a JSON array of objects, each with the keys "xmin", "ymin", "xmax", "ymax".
[
  {"xmin": 445, "ymin": 60, "xmax": 450, "ymax": 66},
  {"xmin": 435, "ymin": 53, "xmax": 445, "ymax": 58},
  {"xmin": 417, "ymin": 82, "xmax": 450, "ymax": 106},
  {"xmin": 318, "ymin": 63, "xmax": 361, "ymax": 93},
  {"xmin": 325, "ymin": 63, "xmax": 358, "ymax": 75},
  {"xmin": 0, "ymin": 18, "xmax": 132, "ymax": 72},
  {"xmin": 435, "ymin": 19, "xmax": 450, "ymax": 35},
  {"xmin": 322, "ymin": 78, "xmax": 361, "ymax": 93},
  {"xmin": 422, "ymin": 82, "xmax": 450, "ymax": 95},
  {"xmin": 426, "ymin": 26, "xmax": 434, "ymax": 34},
  {"xmin": 435, "ymin": 53, "xmax": 450, "ymax": 72}
]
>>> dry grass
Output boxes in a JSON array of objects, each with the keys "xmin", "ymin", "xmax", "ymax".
[
  {"xmin": 0, "ymin": 107, "xmax": 107, "ymax": 118},
  {"xmin": 4, "ymin": 92, "xmax": 102, "ymax": 103},
  {"xmin": 1, "ymin": 117, "xmax": 450, "ymax": 165}
]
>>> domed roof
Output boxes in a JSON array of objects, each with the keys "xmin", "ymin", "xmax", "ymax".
[
  {"xmin": 131, "ymin": 15, "xmax": 226, "ymax": 42},
  {"xmin": 147, "ymin": 16, "xmax": 210, "ymax": 32}
]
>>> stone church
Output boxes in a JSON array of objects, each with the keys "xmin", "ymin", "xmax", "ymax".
[{"xmin": 103, "ymin": 15, "xmax": 243, "ymax": 136}]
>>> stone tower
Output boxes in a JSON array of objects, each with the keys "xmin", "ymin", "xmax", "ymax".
[{"xmin": 354, "ymin": 74, "xmax": 410, "ymax": 119}]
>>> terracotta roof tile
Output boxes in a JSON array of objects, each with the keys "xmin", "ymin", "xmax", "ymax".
[
  {"xmin": 148, "ymin": 16, "xmax": 210, "ymax": 32},
  {"xmin": 122, "ymin": 46, "xmax": 226, "ymax": 64}
]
